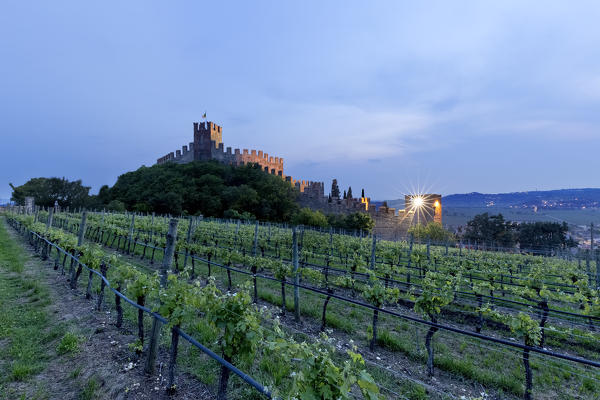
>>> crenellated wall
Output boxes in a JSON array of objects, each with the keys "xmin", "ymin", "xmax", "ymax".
[
  {"xmin": 155, "ymin": 120, "xmax": 440, "ymax": 240},
  {"xmin": 296, "ymin": 184, "xmax": 439, "ymax": 240},
  {"xmin": 157, "ymin": 121, "xmax": 285, "ymax": 178}
]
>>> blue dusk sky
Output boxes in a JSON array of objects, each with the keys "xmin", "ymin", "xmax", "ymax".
[{"xmin": 1, "ymin": 1, "xmax": 600, "ymax": 201}]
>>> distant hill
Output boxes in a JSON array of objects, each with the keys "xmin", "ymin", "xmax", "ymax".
[
  {"xmin": 441, "ymin": 188, "xmax": 600, "ymax": 209},
  {"xmin": 384, "ymin": 189, "xmax": 600, "ymax": 210}
]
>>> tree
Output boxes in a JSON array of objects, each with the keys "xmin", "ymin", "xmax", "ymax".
[
  {"xmin": 343, "ymin": 190, "xmax": 347, "ymax": 199},
  {"xmin": 331, "ymin": 179, "xmax": 341, "ymax": 199},
  {"xmin": 10, "ymin": 177, "xmax": 90, "ymax": 208},
  {"xmin": 292, "ymin": 208, "xmax": 328, "ymax": 228},
  {"xmin": 98, "ymin": 161, "xmax": 298, "ymax": 220},
  {"xmin": 150, "ymin": 192, "xmax": 183, "ymax": 215},
  {"xmin": 408, "ymin": 222, "xmax": 454, "ymax": 242},
  {"xmin": 347, "ymin": 186, "xmax": 353, "ymax": 199},
  {"xmin": 345, "ymin": 212, "xmax": 375, "ymax": 233},
  {"xmin": 463, "ymin": 213, "xmax": 516, "ymax": 247},
  {"xmin": 518, "ymin": 221, "xmax": 576, "ymax": 251},
  {"xmin": 106, "ymin": 200, "xmax": 126, "ymax": 212}
]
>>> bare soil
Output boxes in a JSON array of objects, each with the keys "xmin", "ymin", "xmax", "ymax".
[{"xmin": 3, "ymin": 222, "xmax": 214, "ymax": 400}]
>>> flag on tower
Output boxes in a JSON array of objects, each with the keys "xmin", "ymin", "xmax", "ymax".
[{"xmin": 202, "ymin": 112, "xmax": 207, "ymax": 119}]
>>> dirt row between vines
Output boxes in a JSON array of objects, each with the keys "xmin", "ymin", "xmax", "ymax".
[{"xmin": 1, "ymin": 219, "xmax": 213, "ymax": 400}]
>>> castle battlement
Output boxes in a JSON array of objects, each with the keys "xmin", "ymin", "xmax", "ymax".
[
  {"xmin": 155, "ymin": 120, "xmax": 441, "ymax": 240},
  {"xmin": 157, "ymin": 121, "xmax": 288, "ymax": 185}
]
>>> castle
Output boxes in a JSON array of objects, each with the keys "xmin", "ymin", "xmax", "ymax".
[
  {"xmin": 157, "ymin": 121, "xmax": 316, "ymax": 192},
  {"xmin": 157, "ymin": 121, "xmax": 442, "ymax": 240}
]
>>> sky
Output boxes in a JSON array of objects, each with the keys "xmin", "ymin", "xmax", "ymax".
[{"xmin": 1, "ymin": 1, "xmax": 600, "ymax": 201}]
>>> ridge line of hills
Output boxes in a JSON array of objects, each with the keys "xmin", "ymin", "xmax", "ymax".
[{"xmin": 385, "ymin": 188, "xmax": 600, "ymax": 209}]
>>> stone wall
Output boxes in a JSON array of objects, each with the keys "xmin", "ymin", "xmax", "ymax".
[
  {"xmin": 154, "ymin": 121, "xmax": 441, "ymax": 240},
  {"xmin": 156, "ymin": 121, "xmax": 284, "ymax": 177}
]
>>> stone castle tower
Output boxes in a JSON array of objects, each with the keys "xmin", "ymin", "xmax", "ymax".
[
  {"xmin": 194, "ymin": 121, "xmax": 223, "ymax": 161},
  {"xmin": 157, "ymin": 121, "xmax": 292, "ymax": 183}
]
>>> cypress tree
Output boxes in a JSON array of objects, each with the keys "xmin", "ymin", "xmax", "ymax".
[{"xmin": 331, "ymin": 179, "xmax": 340, "ymax": 199}]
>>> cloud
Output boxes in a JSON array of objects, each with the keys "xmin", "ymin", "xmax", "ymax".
[{"xmin": 243, "ymin": 102, "xmax": 436, "ymax": 162}]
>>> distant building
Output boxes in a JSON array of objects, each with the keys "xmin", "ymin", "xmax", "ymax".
[{"xmin": 405, "ymin": 194, "xmax": 442, "ymax": 225}]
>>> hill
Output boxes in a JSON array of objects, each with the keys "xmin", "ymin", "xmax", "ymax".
[
  {"xmin": 385, "ymin": 188, "xmax": 600, "ymax": 210},
  {"xmin": 442, "ymin": 188, "xmax": 600, "ymax": 209},
  {"xmin": 90, "ymin": 161, "xmax": 299, "ymax": 220}
]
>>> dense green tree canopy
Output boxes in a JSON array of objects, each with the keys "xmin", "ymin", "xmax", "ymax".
[
  {"xmin": 463, "ymin": 213, "xmax": 517, "ymax": 247},
  {"xmin": 92, "ymin": 161, "xmax": 299, "ymax": 220},
  {"xmin": 292, "ymin": 207, "xmax": 329, "ymax": 227},
  {"xmin": 326, "ymin": 212, "xmax": 375, "ymax": 233},
  {"xmin": 10, "ymin": 177, "xmax": 90, "ymax": 208},
  {"xmin": 518, "ymin": 221, "xmax": 576, "ymax": 250},
  {"xmin": 408, "ymin": 222, "xmax": 455, "ymax": 242},
  {"xmin": 463, "ymin": 212, "xmax": 577, "ymax": 250}
]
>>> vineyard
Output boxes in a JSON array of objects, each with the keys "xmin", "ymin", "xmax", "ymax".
[{"xmin": 3, "ymin": 208, "xmax": 600, "ymax": 400}]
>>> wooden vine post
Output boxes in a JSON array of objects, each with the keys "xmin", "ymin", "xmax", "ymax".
[
  {"xmin": 591, "ymin": 222, "xmax": 599, "ymax": 289},
  {"xmin": 145, "ymin": 218, "xmax": 179, "ymax": 374},
  {"xmin": 150, "ymin": 212, "xmax": 155, "ymax": 242},
  {"xmin": 70, "ymin": 211, "xmax": 87, "ymax": 289},
  {"xmin": 370, "ymin": 234, "xmax": 377, "ymax": 270},
  {"xmin": 41, "ymin": 208, "xmax": 54, "ymax": 260},
  {"xmin": 127, "ymin": 213, "xmax": 135, "ymax": 254},
  {"xmin": 293, "ymin": 226, "xmax": 301, "ymax": 322},
  {"xmin": 252, "ymin": 221, "xmax": 259, "ymax": 303},
  {"xmin": 183, "ymin": 218, "xmax": 194, "ymax": 270}
]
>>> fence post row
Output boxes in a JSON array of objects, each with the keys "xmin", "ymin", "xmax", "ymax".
[{"xmin": 7, "ymin": 210, "xmax": 600, "ymax": 400}]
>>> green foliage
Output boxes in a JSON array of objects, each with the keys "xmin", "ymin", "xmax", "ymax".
[
  {"xmin": 265, "ymin": 332, "xmax": 384, "ymax": 400},
  {"xmin": 78, "ymin": 243, "xmax": 104, "ymax": 270},
  {"xmin": 101, "ymin": 161, "xmax": 299, "ymax": 220},
  {"xmin": 128, "ymin": 339, "xmax": 144, "ymax": 353},
  {"xmin": 413, "ymin": 272, "xmax": 460, "ymax": 319},
  {"xmin": 518, "ymin": 221, "xmax": 577, "ymax": 250},
  {"xmin": 408, "ymin": 222, "xmax": 454, "ymax": 242},
  {"xmin": 482, "ymin": 307, "xmax": 541, "ymax": 347},
  {"xmin": 362, "ymin": 275, "xmax": 400, "ymax": 307},
  {"xmin": 126, "ymin": 268, "xmax": 158, "ymax": 299},
  {"xmin": 106, "ymin": 199, "xmax": 126, "ymax": 212},
  {"xmin": 223, "ymin": 208, "xmax": 256, "ymax": 221},
  {"xmin": 300, "ymin": 267, "xmax": 325, "ymax": 286},
  {"xmin": 156, "ymin": 274, "xmax": 200, "ymax": 327},
  {"xmin": 9, "ymin": 177, "xmax": 90, "ymax": 208},
  {"xmin": 292, "ymin": 207, "xmax": 329, "ymax": 228},
  {"xmin": 108, "ymin": 255, "xmax": 133, "ymax": 287},
  {"xmin": 269, "ymin": 259, "xmax": 292, "ymax": 281},
  {"xmin": 463, "ymin": 212, "xmax": 577, "ymax": 250},
  {"xmin": 81, "ymin": 377, "xmax": 99, "ymax": 400},
  {"xmin": 202, "ymin": 281, "xmax": 263, "ymax": 360},
  {"xmin": 343, "ymin": 212, "xmax": 375, "ymax": 233},
  {"xmin": 56, "ymin": 332, "xmax": 81, "ymax": 355},
  {"xmin": 508, "ymin": 313, "xmax": 542, "ymax": 347},
  {"xmin": 463, "ymin": 213, "xmax": 517, "ymax": 247}
]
